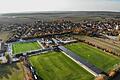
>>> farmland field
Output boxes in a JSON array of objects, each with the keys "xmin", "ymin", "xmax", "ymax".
[
  {"xmin": 12, "ymin": 41, "xmax": 41, "ymax": 54},
  {"xmin": 29, "ymin": 51, "xmax": 94, "ymax": 80},
  {"xmin": 0, "ymin": 62, "xmax": 25, "ymax": 80},
  {"xmin": 65, "ymin": 42, "xmax": 120, "ymax": 72}
]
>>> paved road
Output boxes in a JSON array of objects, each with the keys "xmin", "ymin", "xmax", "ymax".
[
  {"xmin": 52, "ymin": 38, "xmax": 59, "ymax": 45},
  {"xmin": 58, "ymin": 46, "xmax": 103, "ymax": 76}
]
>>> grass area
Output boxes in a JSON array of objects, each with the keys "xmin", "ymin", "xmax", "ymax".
[
  {"xmin": 0, "ymin": 63, "xmax": 25, "ymax": 80},
  {"xmin": 0, "ymin": 31, "xmax": 12, "ymax": 41},
  {"xmin": 12, "ymin": 41, "xmax": 41, "ymax": 54},
  {"xmin": 74, "ymin": 35, "xmax": 120, "ymax": 55},
  {"xmin": 29, "ymin": 51, "xmax": 94, "ymax": 80},
  {"xmin": 65, "ymin": 42, "xmax": 120, "ymax": 72}
]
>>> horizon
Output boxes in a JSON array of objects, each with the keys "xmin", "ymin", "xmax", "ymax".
[
  {"xmin": 0, "ymin": 0, "xmax": 120, "ymax": 14},
  {"xmin": 1, "ymin": 10, "xmax": 120, "ymax": 15}
]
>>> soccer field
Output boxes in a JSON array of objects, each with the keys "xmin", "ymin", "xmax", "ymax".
[
  {"xmin": 65, "ymin": 42, "xmax": 120, "ymax": 72},
  {"xmin": 12, "ymin": 41, "xmax": 41, "ymax": 54},
  {"xmin": 0, "ymin": 63, "xmax": 25, "ymax": 80},
  {"xmin": 29, "ymin": 51, "xmax": 94, "ymax": 80},
  {"xmin": 74, "ymin": 35, "xmax": 120, "ymax": 55}
]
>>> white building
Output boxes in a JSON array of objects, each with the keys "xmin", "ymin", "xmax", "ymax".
[
  {"xmin": 0, "ymin": 40, "xmax": 7, "ymax": 63},
  {"xmin": 116, "ymin": 25, "xmax": 119, "ymax": 30},
  {"xmin": 0, "ymin": 40, "xmax": 5, "ymax": 57}
]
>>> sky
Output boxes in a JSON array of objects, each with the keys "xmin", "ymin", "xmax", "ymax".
[{"xmin": 0, "ymin": 0, "xmax": 120, "ymax": 13}]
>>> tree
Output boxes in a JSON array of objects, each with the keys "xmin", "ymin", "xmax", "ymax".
[
  {"xmin": 118, "ymin": 34, "xmax": 120, "ymax": 41},
  {"xmin": 5, "ymin": 53, "xmax": 11, "ymax": 63},
  {"xmin": 0, "ymin": 60, "xmax": 2, "ymax": 64}
]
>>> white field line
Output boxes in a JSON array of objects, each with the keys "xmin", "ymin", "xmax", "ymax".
[
  {"xmin": 61, "ymin": 51, "xmax": 98, "ymax": 77},
  {"xmin": 37, "ymin": 40, "xmax": 45, "ymax": 49}
]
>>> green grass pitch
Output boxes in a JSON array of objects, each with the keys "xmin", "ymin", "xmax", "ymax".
[
  {"xmin": 29, "ymin": 51, "xmax": 94, "ymax": 80},
  {"xmin": 12, "ymin": 41, "xmax": 41, "ymax": 54},
  {"xmin": 0, "ymin": 63, "xmax": 25, "ymax": 80},
  {"xmin": 65, "ymin": 42, "xmax": 120, "ymax": 72}
]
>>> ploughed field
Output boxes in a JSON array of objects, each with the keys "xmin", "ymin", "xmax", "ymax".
[
  {"xmin": 29, "ymin": 51, "xmax": 94, "ymax": 80},
  {"xmin": 65, "ymin": 42, "xmax": 120, "ymax": 72},
  {"xmin": 0, "ymin": 62, "xmax": 25, "ymax": 80},
  {"xmin": 12, "ymin": 41, "xmax": 41, "ymax": 54}
]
